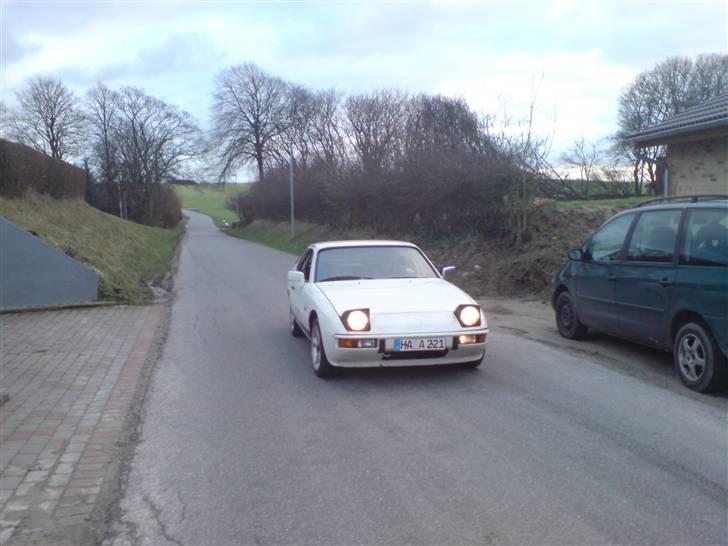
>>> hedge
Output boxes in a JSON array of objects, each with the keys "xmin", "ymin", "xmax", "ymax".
[{"xmin": 0, "ymin": 138, "xmax": 86, "ymax": 199}]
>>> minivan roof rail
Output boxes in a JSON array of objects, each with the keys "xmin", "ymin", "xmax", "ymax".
[{"xmin": 632, "ymin": 194, "xmax": 728, "ymax": 208}]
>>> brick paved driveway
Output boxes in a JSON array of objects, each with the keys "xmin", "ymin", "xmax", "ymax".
[{"xmin": 0, "ymin": 305, "xmax": 165, "ymax": 545}]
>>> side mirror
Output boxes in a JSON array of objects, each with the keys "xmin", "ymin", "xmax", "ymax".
[
  {"xmin": 288, "ymin": 270, "xmax": 305, "ymax": 284},
  {"xmin": 568, "ymin": 248, "xmax": 584, "ymax": 261},
  {"xmin": 441, "ymin": 266, "xmax": 456, "ymax": 280}
]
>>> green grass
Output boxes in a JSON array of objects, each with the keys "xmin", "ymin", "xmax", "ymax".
[
  {"xmin": 228, "ymin": 220, "xmax": 340, "ymax": 256},
  {"xmin": 0, "ymin": 192, "xmax": 185, "ymax": 304},
  {"xmin": 555, "ymin": 195, "xmax": 652, "ymax": 208},
  {"xmin": 172, "ymin": 184, "xmax": 248, "ymax": 226}
]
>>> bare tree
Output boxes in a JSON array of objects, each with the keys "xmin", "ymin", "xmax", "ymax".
[
  {"xmin": 561, "ymin": 137, "xmax": 601, "ymax": 195},
  {"xmin": 404, "ymin": 94, "xmax": 483, "ymax": 156},
  {"xmin": 0, "ymin": 101, "xmax": 8, "ymax": 137},
  {"xmin": 113, "ymin": 87, "xmax": 201, "ymax": 221},
  {"xmin": 344, "ymin": 90, "xmax": 407, "ymax": 174},
  {"xmin": 308, "ymin": 89, "xmax": 347, "ymax": 166},
  {"xmin": 486, "ymin": 80, "xmax": 560, "ymax": 244},
  {"xmin": 211, "ymin": 63, "xmax": 288, "ymax": 181},
  {"xmin": 86, "ymin": 83, "xmax": 122, "ymax": 214},
  {"xmin": 689, "ymin": 53, "xmax": 728, "ymax": 103},
  {"xmin": 114, "ymin": 87, "xmax": 200, "ymax": 185},
  {"xmin": 269, "ymin": 84, "xmax": 318, "ymax": 168},
  {"xmin": 8, "ymin": 77, "xmax": 85, "ymax": 159}
]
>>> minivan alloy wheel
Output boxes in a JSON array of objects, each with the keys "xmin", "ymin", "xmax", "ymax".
[{"xmin": 678, "ymin": 333, "xmax": 706, "ymax": 381}]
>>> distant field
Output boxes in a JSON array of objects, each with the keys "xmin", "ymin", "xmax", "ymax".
[
  {"xmin": 0, "ymin": 192, "xmax": 184, "ymax": 304},
  {"xmin": 172, "ymin": 184, "xmax": 249, "ymax": 226}
]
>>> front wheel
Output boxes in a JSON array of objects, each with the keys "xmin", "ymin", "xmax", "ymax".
[
  {"xmin": 555, "ymin": 292, "xmax": 588, "ymax": 340},
  {"xmin": 673, "ymin": 322, "xmax": 728, "ymax": 393},
  {"xmin": 310, "ymin": 319, "xmax": 335, "ymax": 378}
]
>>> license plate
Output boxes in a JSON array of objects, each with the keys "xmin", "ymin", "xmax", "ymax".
[{"xmin": 391, "ymin": 337, "xmax": 448, "ymax": 352}]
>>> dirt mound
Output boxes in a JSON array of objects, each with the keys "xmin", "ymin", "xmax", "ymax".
[{"xmin": 428, "ymin": 205, "xmax": 620, "ymax": 298}]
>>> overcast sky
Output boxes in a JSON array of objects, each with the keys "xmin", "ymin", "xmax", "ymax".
[{"xmin": 2, "ymin": 0, "xmax": 726, "ymax": 165}]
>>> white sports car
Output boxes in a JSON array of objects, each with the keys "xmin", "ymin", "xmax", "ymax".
[{"xmin": 287, "ymin": 240, "xmax": 488, "ymax": 377}]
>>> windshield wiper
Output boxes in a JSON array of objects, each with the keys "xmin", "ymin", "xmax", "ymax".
[{"xmin": 318, "ymin": 275, "xmax": 372, "ymax": 282}]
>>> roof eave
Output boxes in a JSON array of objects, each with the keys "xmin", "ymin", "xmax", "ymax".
[{"xmin": 626, "ymin": 118, "xmax": 728, "ymax": 148}]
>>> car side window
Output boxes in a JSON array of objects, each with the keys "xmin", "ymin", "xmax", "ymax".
[
  {"xmin": 682, "ymin": 209, "xmax": 728, "ymax": 266},
  {"xmin": 297, "ymin": 250, "xmax": 313, "ymax": 281},
  {"xmin": 587, "ymin": 214, "xmax": 634, "ymax": 262},
  {"xmin": 626, "ymin": 210, "xmax": 682, "ymax": 263}
]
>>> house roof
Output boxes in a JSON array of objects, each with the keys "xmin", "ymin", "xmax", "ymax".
[{"xmin": 626, "ymin": 92, "xmax": 728, "ymax": 145}]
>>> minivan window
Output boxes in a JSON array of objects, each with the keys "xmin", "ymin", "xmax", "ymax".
[
  {"xmin": 682, "ymin": 209, "xmax": 728, "ymax": 266},
  {"xmin": 588, "ymin": 214, "xmax": 634, "ymax": 261},
  {"xmin": 626, "ymin": 210, "xmax": 682, "ymax": 263}
]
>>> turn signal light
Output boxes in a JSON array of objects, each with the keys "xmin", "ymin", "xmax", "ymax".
[
  {"xmin": 339, "ymin": 338, "xmax": 378, "ymax": 349},
  {"xmin": 457, "ymin": 334, "xmax": 486, "ymax": 345}
]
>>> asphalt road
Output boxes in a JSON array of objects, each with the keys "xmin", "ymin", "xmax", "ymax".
[{"xmin": 110, "ymin": 210, "xmax": 728, "ymax": 546}]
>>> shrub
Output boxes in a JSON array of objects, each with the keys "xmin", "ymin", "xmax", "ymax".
[
  {"xmin": 0, "ymin": 138, "xmax": 85, "ymax": 199},
  {"xmin": 234, "ymin": 152, "xmax": 514, "ymax": 238}
]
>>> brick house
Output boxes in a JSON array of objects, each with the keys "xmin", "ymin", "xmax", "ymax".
[{"xmin": 627, "ymin": 92, "xmax": 728, "ymax": 196}]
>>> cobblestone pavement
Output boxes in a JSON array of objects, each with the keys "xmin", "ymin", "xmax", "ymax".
[{"xmin": 0, "ymin": 305, "xmax": 165, "ymax": 545}]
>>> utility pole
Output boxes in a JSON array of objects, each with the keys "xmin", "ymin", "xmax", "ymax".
[
  {"xmin": 289, "ymin": 147, "xmax": 295, "ymax": 238},
  {"xmin": 233, "ymin": 173, "xmax": 240, "ymax": 220}
]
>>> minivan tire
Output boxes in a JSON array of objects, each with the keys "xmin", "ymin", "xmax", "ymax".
[
  {"xmin": 555, "ymin": 292, "xmax": 588, "ymax": 340},
  {"xmin": 673, "ymin": 322, "xmax": 728, "ymax": 393}
]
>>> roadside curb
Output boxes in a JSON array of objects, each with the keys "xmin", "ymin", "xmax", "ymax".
[{"xmin": 0, "ymin": 301, "xmax": 122, "ymax": 315}]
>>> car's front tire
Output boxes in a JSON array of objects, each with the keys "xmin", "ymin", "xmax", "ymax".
[
  {"xmin": 290, "ymin": 308, "xmax": 304, "ymax": 337},
  {"xmin": 673, "ymin": 322, "xmax": 728, "ymax": 393},
  {"xmin": 310, "ymin": 319, "xmax": 335, "ymax": 378},
  {"xmin": 555, "ymin": 291, "xmax": 588, "ymax": 340}
]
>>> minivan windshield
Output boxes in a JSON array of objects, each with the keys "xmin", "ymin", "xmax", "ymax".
[{"xmin": 315, "ymin": 246, "xmax": 438, "ymax": 282}]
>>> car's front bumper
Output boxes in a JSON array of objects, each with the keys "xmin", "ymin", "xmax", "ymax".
[{"xmin": 327, "ymin": 329, "xmax": 488, "ymax": 368}]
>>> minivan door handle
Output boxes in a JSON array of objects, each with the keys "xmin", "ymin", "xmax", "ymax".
[
  {"xmin": 607, "ymin": 273, "xmax": 616, "ymax": 282},
  {"xmin": 659, "ymin": 278, "xmax": 673, "ymax": 287}
]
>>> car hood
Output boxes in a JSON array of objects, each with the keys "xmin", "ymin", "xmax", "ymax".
[{"xmin": 317, "ymin": 278, "xmax": 476, "ymax": 315}]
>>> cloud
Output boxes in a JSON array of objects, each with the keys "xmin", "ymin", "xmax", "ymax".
[{"xmin": 1, "ymin": 1, "xmax": 725, "ymax": 157}]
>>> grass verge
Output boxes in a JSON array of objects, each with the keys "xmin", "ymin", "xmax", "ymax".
[
  {"xmin": 172, "ymin": 184, "xmax": 249, "ymax": 226},
  {"xmin": 0, "ymin": 192, "xmax": 185, "ymax": 304},
  {"xmin": 227, "ymin": 220, "xmax": 359, "ymax": 256}
]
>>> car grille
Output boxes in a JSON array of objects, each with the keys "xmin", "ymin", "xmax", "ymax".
[{"xmin": 381, "ymin": 350, "xmax": 449, "ymax": 360}]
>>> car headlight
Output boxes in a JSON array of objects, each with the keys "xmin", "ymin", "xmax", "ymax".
[
  {"xmin": 455, "ymin": 304, "xmax": 481, "ymax": 327},
  {"xmin": 341, "ymin": 309, "xmax": 370, "ymax": 331}
]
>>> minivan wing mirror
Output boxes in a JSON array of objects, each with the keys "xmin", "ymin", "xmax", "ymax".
[
  {"xmin": 567, "ymin": 248, "xmax": 584, "ymax": 261},
  {"xmin": 288, "ymin": 270, "xmax": 305, "ymax": 283},
  {"xmin": 441, "ymin": 266, "xmax": 456, "ymax": 279}
]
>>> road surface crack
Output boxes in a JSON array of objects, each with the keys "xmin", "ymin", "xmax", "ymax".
[
  {"xmin": 143, "ymin": 495, "xmax": 184, "ymax": 546},
  {"xmin": 176, "ymin": 491, "xmax": 187, "ymax": 525}
]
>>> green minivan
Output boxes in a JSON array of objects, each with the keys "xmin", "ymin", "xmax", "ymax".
[{"xmin": 551, "ymin": 196, "xmax": 728, "ymax": 393}]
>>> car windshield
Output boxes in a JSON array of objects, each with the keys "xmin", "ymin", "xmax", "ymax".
[{"xmin": 315, "ymin": 246, "xmax": 438, "ymax": 282}]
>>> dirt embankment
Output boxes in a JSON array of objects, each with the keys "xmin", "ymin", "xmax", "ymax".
[{"xmin": 423, "ymin": 205, "xmax": 620, "ymax": 298}]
